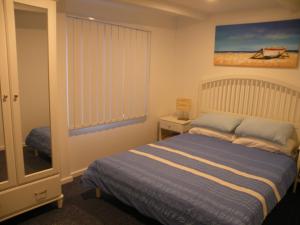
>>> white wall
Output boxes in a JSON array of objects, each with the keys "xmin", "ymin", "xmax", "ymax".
[
  {"xmin": 57, "ymin": 0, "xmax": 178, "ymax": 180},
  {"xmin": 175, "ymin": 8, "xmax": 300, "ymax": 117}
]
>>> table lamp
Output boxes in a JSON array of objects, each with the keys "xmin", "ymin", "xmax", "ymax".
[{"xmin": 176, "ymin": 98, "xmax": 192, "ymax": 120}]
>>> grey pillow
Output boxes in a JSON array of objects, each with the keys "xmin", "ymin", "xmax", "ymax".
[
  {"xmin": 191, "ymin": 113, "xmax": 243, "ymax": 133},
  {"xmin": 235, "ymin": 118, "xmax": 294, "ymax": 145}
]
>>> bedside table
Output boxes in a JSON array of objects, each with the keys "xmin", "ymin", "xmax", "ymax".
[
  {"xmin": 159, "ymin": 116, "xmax": 191, "ymax": 141},
  {"xmin": 293, "ymin": 147, "xmax": 300, "ymax": 192}
]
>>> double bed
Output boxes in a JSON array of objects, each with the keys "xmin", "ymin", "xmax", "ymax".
[
  {"xmin": 82, "ymin": 133, "xmax": 296, "ymax": 225},
  {"xmin": 81, "ymin": 75, "xmax": 300, "ymax": 225}
]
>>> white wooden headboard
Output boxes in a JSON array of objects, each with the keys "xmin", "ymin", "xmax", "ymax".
[{"xmin": 197, "ymin": 75, "xmax": 300, "ymax": 130}]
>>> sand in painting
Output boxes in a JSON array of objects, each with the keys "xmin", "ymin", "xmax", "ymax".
[{"xmin": 214, "ymin": 52, "xmax": 299, "ymax": 68}]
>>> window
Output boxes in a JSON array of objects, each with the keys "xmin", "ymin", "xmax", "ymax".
[{"xmin": 66, "ymin": 17, "xmax": 150, "ymax": 134}]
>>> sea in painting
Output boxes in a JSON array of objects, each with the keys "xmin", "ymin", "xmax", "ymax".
[{"xmin": 214, "ymin": 19, "xmax": 300, "ymax": 68}]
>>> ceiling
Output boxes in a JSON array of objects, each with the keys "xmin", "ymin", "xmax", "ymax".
[
  {"xmin": 164, "ymin": 0, "xmax": 284, "ymax": 14},
  {"xmin": 105, "ymin": 0, "xmax": 300, "ymax": 20}
]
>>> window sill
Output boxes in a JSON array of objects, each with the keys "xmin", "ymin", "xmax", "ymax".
[{"xmin": 69, "ymin": 116, "xmax": 147, "ymax": 136}]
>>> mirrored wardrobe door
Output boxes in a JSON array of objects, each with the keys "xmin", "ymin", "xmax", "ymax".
[
  {"xmin": 4, "ymin": 0, "xmax": 58, "ymax": 184},
  {"xmin": 15, "ymin": 3, "xmax": 53, "ymax": 176},
  {"xmin": 0, "ymin": 0, "xmax": 16, "ymax": 191}
]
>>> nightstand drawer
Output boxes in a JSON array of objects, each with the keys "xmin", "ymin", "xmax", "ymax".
[{"xmin": 160, "ymin": 120, "xmax": 183, "ymax": 133}]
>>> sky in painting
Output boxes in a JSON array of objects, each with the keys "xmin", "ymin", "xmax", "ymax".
[{"xmin": 215, "ymin": 19, "xmax": 300, "ymax": 52}]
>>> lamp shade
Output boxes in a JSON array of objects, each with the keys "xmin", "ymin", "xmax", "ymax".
[{"xmin": 176, "ymin": 98, "xmax": 192, "ymax": 112}]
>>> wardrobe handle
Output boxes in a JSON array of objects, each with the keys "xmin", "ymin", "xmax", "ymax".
[
  {"xmin": 2, "ymin": 95, "xmax": 8, "ymax": 102},
  {"xmin": 13, "ymin": 94, "xmax": 19, "ymax": 101}
]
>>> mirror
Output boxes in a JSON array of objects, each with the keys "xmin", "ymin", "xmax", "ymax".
[
  {"xmin": 0, "ymin": 90, "xmax": 8, "ymax": 182},
  {"xmin": 14, "ymin": 3, "xmax": 52, "ymax": 175}
]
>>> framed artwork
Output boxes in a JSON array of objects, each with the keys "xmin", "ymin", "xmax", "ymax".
[{"xmin": 214, "ymin": 19, "xmax": 300, "ymax": 68}]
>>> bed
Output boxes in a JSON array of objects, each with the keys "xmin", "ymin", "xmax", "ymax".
[
  {"xmin": 82, "ymin": 133, "xmax": 296, "ymax": 225},
  {"xmin": 81, "ymin": 75, "xmax": 300, "ymax": 225},
  {"xmin": 25, "ymin": 127, "xmax": 51, "ymax": 157}
]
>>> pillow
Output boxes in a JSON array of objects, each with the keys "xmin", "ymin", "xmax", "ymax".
[
  {"xmin": 189, "ymin": 127, "xmax": 235, "ymax": 142},
  {"xmin": 235, "ymin": 118, "xmax": 294, "ymax": 145},
  {"xmin": 233, "ymin": 137, "xmax": 297, "ymax": 157},
  {"xmin": 191, "ymin": 113, "xmax": 243, "ymax": 133}
]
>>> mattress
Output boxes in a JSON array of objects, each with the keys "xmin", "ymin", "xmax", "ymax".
[
  {"xmin": 81, "ymin": 133, "xmax": 297, "ymax": 225},
  {"xmin": 25, "ymin": 127, "xmax": 51, "ymax": 157}
]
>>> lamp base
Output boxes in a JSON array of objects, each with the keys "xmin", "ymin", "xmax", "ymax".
[{"xmin": 176, "ymin": 111, "xmax": 190, "ymax": 121}]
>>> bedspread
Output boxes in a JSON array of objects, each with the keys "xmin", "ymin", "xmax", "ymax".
[{"xmin": 82, "ymin": 133, "xmax": 296, "ymax": 225}]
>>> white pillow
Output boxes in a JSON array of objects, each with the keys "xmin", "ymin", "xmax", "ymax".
[
  {"xmin": 189, "ymin": 127, "xmax": 235, "ymax": 142},
  {"xmin": 233, "ymin": 137, "xmax": 297, "ymax": 157}
]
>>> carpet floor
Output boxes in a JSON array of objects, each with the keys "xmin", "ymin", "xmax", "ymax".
[{"xmin": 2, "ymin": 177, "xmax": 300, "ymax": 225}]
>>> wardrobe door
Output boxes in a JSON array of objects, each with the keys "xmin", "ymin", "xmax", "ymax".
[
  {"xmin": 4, "ymin": 0, "xmax": 59, "ymax": 184},
  {"xmin": 0, "ymin": 0, "xmax": 17, "ymax": 191}
]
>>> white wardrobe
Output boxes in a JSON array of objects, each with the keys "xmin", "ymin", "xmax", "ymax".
[{"xmin": 0, "ymin": 0, "xmax": 63, "ymax": 221}]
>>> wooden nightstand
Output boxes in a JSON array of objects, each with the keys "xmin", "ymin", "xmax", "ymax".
[
  {"xmin": 159, "ymin": 115, "xmax": 191, "ymax": 141},
  {"xmin": 293, "ymin": 147, "xmax": 300, "ymax": 192}
]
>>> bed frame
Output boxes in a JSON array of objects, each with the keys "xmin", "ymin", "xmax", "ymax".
[
  {"xmin": 197, "ymin": 75, "xmax": 300, "ymax": 130},
  {"xmin": 197, "ymin": 74, "xmax": 300, "ymax": 192}
]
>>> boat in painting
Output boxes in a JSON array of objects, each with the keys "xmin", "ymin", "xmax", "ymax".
[{"xmin": 251, "ymin": 47, "xmax": 289, "ymax": 59}]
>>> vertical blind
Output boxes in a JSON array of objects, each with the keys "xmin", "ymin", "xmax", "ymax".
[{"xmin": 66, "ymin": 17, "xmax": 150, "ymax": 130}]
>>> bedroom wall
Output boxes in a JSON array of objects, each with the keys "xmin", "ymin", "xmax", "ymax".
[
  {"xmin": 174, "ymin": 7, "xmax": 300, "ymax": 117},
  {"xmin": 57, "ymin": 0, "xmax": 178, "ymax": 180}
]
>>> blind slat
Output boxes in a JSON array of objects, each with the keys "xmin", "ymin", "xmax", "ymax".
[
  {"xmin": 90, "ymin": 21, "xmax": 98, "ymax": 126},
  {"xmin": 97, "ymin": 23, "xmax": 104, "ymax": 124},
  {"xmin": 123, "ymin": 28, "xmax": 131, "ymax": 120},
  {"xmin": 73, "ymin": 20, "xmax": 83, "ymax": 128},
  {"xmin": 83, "ymin": 20, "xmax": 91, "ymax": 127},
  {"xmin": 67, "ymin": 19, "xmax": 74, "ymax": 129}
]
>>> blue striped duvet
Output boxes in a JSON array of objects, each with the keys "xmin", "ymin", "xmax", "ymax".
[{"xmin": 81, "ymin": 133, "xmax": 297, "ymax": 225}]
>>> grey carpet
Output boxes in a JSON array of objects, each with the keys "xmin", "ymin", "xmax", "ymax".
[
  {"xmin": 2, "ymin": 177, "xmax": 300, "ymax": 225},
  {"xmin": 23, "ymin": 146, "xmax": 52, "ymax": 175},
  {"xmin": 19, "ymin": 204, "xmax": 104, "ymax": 225}
]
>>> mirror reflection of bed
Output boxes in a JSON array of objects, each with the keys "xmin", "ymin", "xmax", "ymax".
[
  {"xmin": 23, "ymin": 127, "xmax": 52, "ymax": 175},
  {"xmin": 14, "ymin": 6, "xmax": 52, "ymax": 175}
]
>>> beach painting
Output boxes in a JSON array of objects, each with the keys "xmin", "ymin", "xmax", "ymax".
[{"xmin": 214, "ymin": 19, "xmax": 300, "ymax": 68}]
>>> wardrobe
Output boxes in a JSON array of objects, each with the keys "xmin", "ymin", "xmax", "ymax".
[{"xmin": 0, "ymin": 0, "xmax": 62, "ymax": 221}]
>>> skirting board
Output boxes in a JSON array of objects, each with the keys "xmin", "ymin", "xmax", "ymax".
[
  {"xmin": 60, "ymin": 167, "xmax": 87, "ymax": 184},
  {"xmin": 60, "ymin": 176, "xmax": 73, "ymax": 185}
]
